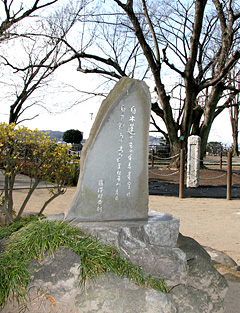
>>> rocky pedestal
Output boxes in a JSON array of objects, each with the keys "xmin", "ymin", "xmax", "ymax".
[
  {"xmin": 10, "ymin": 212, "xmax": 228, "ymax": 313},
  {"xmin": 74, "ymin": 210, "xmax": 186, "ymax": 287}
]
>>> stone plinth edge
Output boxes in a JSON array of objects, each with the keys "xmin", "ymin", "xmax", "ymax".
[{"xmin": 69, "ymin": 210, "xmax": 180, "ymax": 248}]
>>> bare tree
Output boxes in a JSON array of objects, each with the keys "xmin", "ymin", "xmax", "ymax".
[
  {"xmin": 61, "ymin": 0, "xmax": 240, "ymax": 164},
  {"xmin": 0, "ymin": 0, "xmax": 59, "ymax": 42},
  {"xmin": 2, "ymin": 0, "xmax": 240, "ymax": 162},
  {"xmin": 228, "ymin": 71, "xmax": 240, "ymax": 156},
  {"xmin": 0, "ymin": 0, "xmax": 89, "ymax": 124}
]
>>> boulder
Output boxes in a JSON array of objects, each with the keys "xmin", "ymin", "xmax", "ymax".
[
  {"xmin": 177, "ymin": 233, "xmax": 211, "ymax": 261},
  {"xmin": 1, "ymin": 227, "xmax": 229, "ymax": 313},
  {"xmin": 119, "ymin": 227, "xmax": 188, "ymax": 287},
  {"xmin": 177, "ymin": 234, "xmax": 229, "ymax": 313},
  {"xmin": 3, "ymin": 248, "xmax": 179, "ymax": 313},
  {"xmin": 170, "ymin": 284, "xmax": 212, "ymax": 313},
  {"xmin": 74, "ymin": 275, "xmax": 178, "ymax": 313},
  {"xmin": 203, "ymin": 246, "xmax": 238, "ymax": 268}
]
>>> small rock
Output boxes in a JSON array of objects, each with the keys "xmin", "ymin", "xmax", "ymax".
[{"xmin": 203, "ymin": 246, "xmax": 238, "ymax": 268}]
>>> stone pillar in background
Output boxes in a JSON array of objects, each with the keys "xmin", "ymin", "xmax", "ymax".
[
  {"xmin": 186, "ymin": 135, "xmax": 201, "ymax": 188},
  {"xmin": 65, "ymin": 77, "xmax": 151, "ymax": 221}
]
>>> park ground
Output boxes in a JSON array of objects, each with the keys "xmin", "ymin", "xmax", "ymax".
[
  {"xmin": 8, "ymin": 160, "xmax": 240, "ymax": 265},
  {"xmin": 1, "ymin": 159, "xmax": 240, "ymax": 313},
  {"xmin": 13, "ymin": 187, "xmax": 240, "ymax": 266}
]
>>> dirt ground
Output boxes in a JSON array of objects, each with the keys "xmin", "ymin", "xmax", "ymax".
[
  {"xmin": 148, "ymin": 164, "xmax": 240, "ymax": 264},
  {"xmin": 8, "ymin": 165, "xmax": 240, "ymax": 266},
  {"xmin": 1, "ymin": 166, "xmax": 240, "ymax": 313}
]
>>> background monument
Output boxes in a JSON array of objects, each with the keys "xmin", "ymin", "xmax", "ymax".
[{"xmin": 187, "ymin": 135, "xmax": 201, "ymax": 188}]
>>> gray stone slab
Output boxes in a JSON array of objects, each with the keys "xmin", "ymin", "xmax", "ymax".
[
  {"xmin": 187, "ymin": 135, "xmax": 201, "ymax": 188},
  {"xmin": 65, "ymin": 77, "xmax": 151, "ymax": 221}
]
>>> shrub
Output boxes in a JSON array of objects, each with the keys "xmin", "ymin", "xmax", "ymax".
[{"xmin": 0, "ymin": 123, "xmax": 77, "ymax": 223}]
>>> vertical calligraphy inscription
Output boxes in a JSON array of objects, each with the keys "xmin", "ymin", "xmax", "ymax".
[
  {"xmin": 115, "ymin": 104, "xmax": 125, "ymax": 200},
  {"xmin": 126, "ymin": 105, "xmax": 136, "ymax": 197},
  {"xmin": 66, "ymin": 77, "xmax": 151, "ymax": 221},
  {"xmin": 114, "ymin": 103, "xmax": 137, "ymax": 201},
  {"xmin": 97, "ymin": 179, "xmax": 104, "ymax": 212}
]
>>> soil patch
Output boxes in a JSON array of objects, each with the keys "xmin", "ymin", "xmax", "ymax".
[{"xmin": 149, "ymin": 167, "xmax": 240, "ymax": 199}]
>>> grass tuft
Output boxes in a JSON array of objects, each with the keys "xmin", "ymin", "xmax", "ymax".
[
  {"xmin": 0, "ymin": 219, "xmax": 169, "ymax": 309},
  {"xmin": 0, "ymin": 215, "xmax": 45, "ymax": 239}
]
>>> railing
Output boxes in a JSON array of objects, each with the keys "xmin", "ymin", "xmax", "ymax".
[
  {"xmin": 149, "ymin": 150, "xmax": 240, "ymax": 200},
  {"xmin": 68, "ymin": 150, "xmax": 81, "ymax": 159}
]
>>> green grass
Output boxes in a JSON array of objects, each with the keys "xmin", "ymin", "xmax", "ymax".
[
  {"xmin": 0, "ymin": 215, "xmax": 44, "ymax": 239},
  {"xmin": 0, "ymin": 218, "xmax": 168, "ymax": 309}
]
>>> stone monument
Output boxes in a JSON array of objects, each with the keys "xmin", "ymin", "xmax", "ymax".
[
  {"xmin": 65, "ymin": 77, "xmax": 151, "ymax": 221},
  {"xmin": 186, "ymin": 135, "xmax": 201, "ymax": 188},
  {"xmin": 44, "ymin": 79, "xmax": 228, "ymax": 313},
  {"xmin": 64, "ymin": 77, "xmax": 183, "ymax": 286}
]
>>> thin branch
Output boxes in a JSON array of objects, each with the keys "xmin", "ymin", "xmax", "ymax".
[
  {"xmin": 141, "ymin": 0, "xmax": 160, "ymax": 63},
  {"xmin": 162, "ymin": 44, "xmax": 184, "ymax": 77}
]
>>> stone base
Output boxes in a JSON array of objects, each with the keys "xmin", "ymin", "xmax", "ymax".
[
  {"xmin": 44, "ymin": 211, "xmax": 228, "ymax": 312},
  {"xmin": 64, "ymin": 210, "xmax": 186, "ymax": 287},
  {"xmin": 72, "ymin": 210, "xmax": 180, "ymax": 248},
  {"xmin": 0, "ymin": 210, "xmax": 228, "ymax": 313},
  {"xmin": 48, "ymin": 210, "xmax": 185, "ymax": 286}
]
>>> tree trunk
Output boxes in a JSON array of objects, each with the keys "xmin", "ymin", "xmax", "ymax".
[
  {"xmin": 38, "ymin": 189, "xmax": 64, "ymax": 216},
  {"xmin": 191, "ymin": 105, "xmax": 204, "ymax": 136},
  {"xmin": 232, "ymin": 133, "xmax": 238, "ymax": 156},
  {"xmin": 230, "ymin": 94, "xmax": 239, "ymax": 156},
  {"xmin": 181, "ymin": 80, "xmax": 198, "ymax": 139},
  {"xmin": 200, "ymin": 84, "xmax": 223, "ymax": 160},
  {"xmin": 169, "ymin": 140, "xmax": 182, "ymax": 168},
  {"xmin": 16, "ymin": 179, "xmax": 40, "ymax": 220},
  {"xmin": 4, "ymin": 169, "xmax": 15, "ymax": 220}
]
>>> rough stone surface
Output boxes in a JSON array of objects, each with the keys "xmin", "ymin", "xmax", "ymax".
[
  {"xmin": 118, "ymin": 228, "xmax": 188, "ymax": 287},
  {"xmin": 187, "ymin": 135, "xmax": 201, "ymax": 188},
  {"xmin": 2, "ymin": 232, "xmax": 229, "ymax": 313},
  {"xmin": 187, "ymin": 256, "xmax": 228, "ymax": 313},
  {"xmin": 4, "ymin": 247, "xmax": 179, "ymax": 313},
  {"xmin": 74, "ymin": 274, "xmax": 178, "ymax": 313},
  {"xmin": 203, "ymin": 246, "xmax": 238, "ymax": 268},
  {"xmin": 170, "ymin": 284, "xmax": 212, "ymax": 313},
  {"xmin": 30, "ymin": 247, "xmax": 81, "ymax": 303},
  {"xmin": 177, "ymin": 233, "xmax": 211, "ymax": 262},
  {"xmin": 66, "ymin": 77, "xmax": 151, "ymax": 221},
  {"xmin": 142, "ymin": 211, "xmax": 180, "ymax": 247},
  {"xmin": 76, "ymin": 211, "xmax": 180, "ymax": 248},
  {"xmin": 73, "ymin": 211, "xmax": 186, "ymax": 286},
  {"xmin": 178, "ymin": 234, "xmax": 229, "ymax": 312}
]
